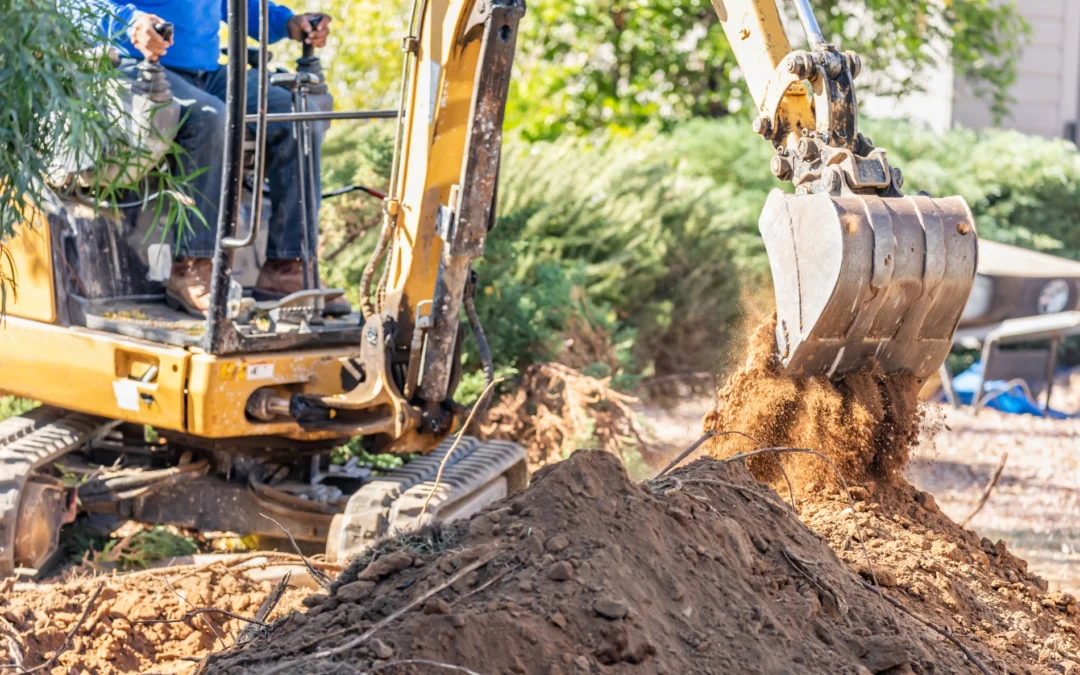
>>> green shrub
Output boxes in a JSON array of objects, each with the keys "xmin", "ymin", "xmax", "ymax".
[
  {"xmin": 869, "ymin": 124, "xmax": 1080, "ymax": 257},
  {"xmin": 0, "ymin": 397, "xmax": 38, "ymax": 422}
]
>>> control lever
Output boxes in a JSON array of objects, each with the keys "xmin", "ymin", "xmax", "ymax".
[
  {"xmin": 301, "ymin": 15, "xmax": 324, "ymax": 59},
  {"xmin": 134, "ymin": 22, "xmax": 175, "ymax": 103},
  {"xmin": 154, "ymin": 21, "xmax": 174, "ymax": 44}
]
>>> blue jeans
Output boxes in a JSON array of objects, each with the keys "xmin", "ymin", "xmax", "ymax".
[{"xmin": 128, "ymin": 64, "xmax": 318, "ymax": 260}]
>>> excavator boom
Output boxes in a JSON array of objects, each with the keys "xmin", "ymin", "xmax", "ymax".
[{"xmin": 714, "ymin": 0, "xmax": 978, "ymax": 378}]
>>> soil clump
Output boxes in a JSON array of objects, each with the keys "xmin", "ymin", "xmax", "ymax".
[{"xmin": 0, "ymin": 558, "xmax": 312, "ymax": 674}]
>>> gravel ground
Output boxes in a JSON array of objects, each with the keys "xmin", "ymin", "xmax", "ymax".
[{"xmin": 642, "ymin": 377, "xmax": 1080, "ymax": 595}]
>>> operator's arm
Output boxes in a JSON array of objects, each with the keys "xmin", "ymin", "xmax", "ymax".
[{"xmin": 95, "ymin": 1, "xmax": 171, "ymax": 60}]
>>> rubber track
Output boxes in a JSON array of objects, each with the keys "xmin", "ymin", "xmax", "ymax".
[
  {"xmin": 333, "ymin": 437, "xmax": 527, "ymax": 559},
  {"xmin": 389, "ymin": 439, "xmax": 527, "ymax": 531},
  {"xmin": 0, "ymin": 407, "xmax": 113, "ymax": 576}
]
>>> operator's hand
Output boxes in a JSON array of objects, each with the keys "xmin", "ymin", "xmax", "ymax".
[
  {"xmin": 287, "ymin": 13, "xmax": 332, "ymax": 48},
  {"xmin": 129, "ymin": 13, "xmax": 172, "ymax": 62}
]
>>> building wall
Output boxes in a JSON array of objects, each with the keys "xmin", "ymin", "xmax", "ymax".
[{"xmin": 952, "ymin": 0, "xmax": 1080, "ymax": 140}]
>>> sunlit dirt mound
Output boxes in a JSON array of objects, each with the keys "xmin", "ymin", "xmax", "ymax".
[
  {"xmin": 703, "ymin": 318, "xmax": 924, "ymax": 488},
  {"xmin": 203, "ymin": 450, "xmax": 992, "ymax": 675},
  {"xmin": 802, "ymin": 478, "xmax": 1080, "ymax": 673},
  {"xmin": 0, "ymin": 556, "xmax": 314, "ymax": 674}
]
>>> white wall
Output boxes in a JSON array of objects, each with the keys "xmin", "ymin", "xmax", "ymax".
[
  {"xmin": 952, "ymin": 0, "xmax": 1080, "ymax": 140},
  {"xmin": 861, "ymin": 0, "xmax": 1080, "ymax": 141}
]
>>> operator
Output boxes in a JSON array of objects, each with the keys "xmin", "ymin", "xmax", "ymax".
[{"xmin": 98, "ymin": 1, "xmax": 350, "ymax": 317}]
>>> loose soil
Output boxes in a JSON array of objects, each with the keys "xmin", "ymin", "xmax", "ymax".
[
  {"xmin": 0, "ymin": 557, "xmax": 314, "ymax": 674},
  {"xmin": 702, "ymin": 318, "xmax": 924, "ymax": 487},
  {"xmin": 203, "ymin": 450, "xmax": 990, "ymax": 675}
]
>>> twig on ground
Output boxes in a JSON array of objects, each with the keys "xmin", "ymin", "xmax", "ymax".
[
  {"xmin": 6, "ymin": 582, "xmax": 104, "ymax": 674},
  {"xmin": 121, "ymin": 551, "xmax": 342, "ymax": 581},
  {"xmin": 237, "ymin": 571, "xmax": 291, "ymax": 645},
  {"xmin": 682, "ymin": 478, "xmax": 788, "ymax": 517},
  {"xmin": 781, "ymin": 547, "xmax": 849, "ymax": 623},
  {"xmin": 856, "ymin": 579, "xmax": 994, "ymax": 675},
  {"xmin": 164, "ymin": 576, "xmax": 226, "ymax": 649},
  {"xmin": 255, "ymin": 549, "xmax": 502, "ymax": 674},
  {"xmin": 133, "ymin": 608, "xmax": 270, "ymax": 628},
  {"xmin": 260, "ymin": 513, "xmax": 333, "ymax": 590},
  {"xmin": 451, "ymin": 563, "xmax": 520, "ymax": 606},
  {"xmin": 961, "ymin": 452, "xmax": 1009, "ymax": 529},
  {"xmin": 372, "ymin": 660, "xmax": 484, "ymax": 674},
  {"xmin": 419, "ymin": 378, "xmax": 505, "ymax": 524},
  {"xmin": 654, "ymin": 430, "xmax": 798, "ymax": 512}
]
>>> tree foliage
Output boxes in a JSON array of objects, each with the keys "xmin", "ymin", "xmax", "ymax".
[
  {"xmin": 316, "ymin": 0, "xmax": 411, "ymax": 112},
  {"xmin": 509, "ymin": 0, "xmax": 1030, "ymax": 139},
  {"xmin": 0, "ymin": 0, "xmax": 202, "ymax": 305}
]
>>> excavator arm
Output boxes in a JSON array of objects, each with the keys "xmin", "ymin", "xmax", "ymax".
[
  {"xmin": 713, "ymin": 0, "xmax": 979, "ymax": 378},
  {"xmin": 283, "ymin": 0, "xmax": 524, "ymax": 453}
]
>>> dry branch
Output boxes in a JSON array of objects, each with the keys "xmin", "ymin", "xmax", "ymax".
[
  {"xmin": 961, "ymin": 452, "xmax": 1009, "ymax": 529},
  {"xmin": 260, "ymin": 513, "xmax": 333, "ymax": 590},
  {"xmin": 236, "ymin": 570, "xmax": 292, "ymax": 645},
  {"xmin": 857, "ymin": 580, "xmax": 994, "ymax": 675},
  {"xmin": 372, "ymin": 660, "xmax": 484, "ymax": 674},
  {"xmin": 133, "ymin": 608, "xmax": 270, "ymax": 628}
]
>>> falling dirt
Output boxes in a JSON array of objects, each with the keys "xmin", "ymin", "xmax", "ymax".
[
  {"xmin": 0, "ymin": 557, "xmax": 316, "ymax": 674},
  {"xmin": 703, "ymin": 317, "xmax": 925, "ymax": 489},
  {"xmin": 200, "ymin": 449, "xmax": 1069, "ymax": 675}
]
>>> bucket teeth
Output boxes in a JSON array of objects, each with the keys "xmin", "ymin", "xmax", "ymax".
[{"xmin": 760, "ymin": 189, "xmax": 978, "ymax": 379}]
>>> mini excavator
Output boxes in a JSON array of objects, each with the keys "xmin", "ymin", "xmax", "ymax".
[{"xmin": 0, "ymin": 0, "xmax": 977, "ymax": 576}]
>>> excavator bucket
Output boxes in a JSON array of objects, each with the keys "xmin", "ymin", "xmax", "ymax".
[{"xmin": 760, "ymin": 189, "xmax": 979, "ymax": 379}]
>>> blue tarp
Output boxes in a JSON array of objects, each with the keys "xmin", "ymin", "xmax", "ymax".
[{"xmin": 950, "ymin": 361, "xmax": 1075, "ymax": 419}]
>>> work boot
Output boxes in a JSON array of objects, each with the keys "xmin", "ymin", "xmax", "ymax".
[
  {"xmin": 254, "ymin": 259, "xmax": 353, "ymax": 317},
  {"xmin": 165, "ymin": 257, "xmax": 213, "ymax": 318}
]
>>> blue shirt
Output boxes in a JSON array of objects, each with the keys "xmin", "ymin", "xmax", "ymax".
[{"xmin": 99, "ymin": 1, "xmax": 295, "ymax": 72}]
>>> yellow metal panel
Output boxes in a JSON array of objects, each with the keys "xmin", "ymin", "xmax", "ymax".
[
  {"xmin": 0, "ymin": 318, "xmax": 188, "ymax": 429},
  {"xmin": 386, "ymin": 0, "xmax": 486, "ymax": 336},
  {"xmin": 186, "ymin": 346, "xmax": 362, "ymax": 438},
  {"xmin": 714, "ymin": 0, "xmax": 816, "ymax": 144},
  {"xmin": 4, "ymin": 207, "xmax": 56, "ymax": 323}
]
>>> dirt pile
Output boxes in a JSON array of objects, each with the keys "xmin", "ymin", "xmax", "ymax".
[
  {"xmin": 703, "ymin": 318, "xmax": 924, "ymax": 486},
  {"xmin": 697, "ymin": 317, "xmax": 1080, "ymax": 672},
  {"xmin": 0, "ymin": 556, "xmax": 316, "ymax": 674},
  {"xmin": 481, "ymin": 363, "xmax": 652, "ymax": 468},
  {"xmin": 801, "ymin": 479, "xmax": 1080, "ymax": 673},
  {"xmin": 203, "ymin": 450, "xmax": 999, "ymax": 675}
]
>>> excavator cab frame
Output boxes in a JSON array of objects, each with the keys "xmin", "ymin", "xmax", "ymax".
[{"xmin": 0, "ymin": 0, "xmax": 530, "ymax": 576}]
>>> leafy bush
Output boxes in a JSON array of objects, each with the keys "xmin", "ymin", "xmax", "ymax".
[{"xmin": 0, "ymin": 396, "xmax": 38, "ymax": 422}]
